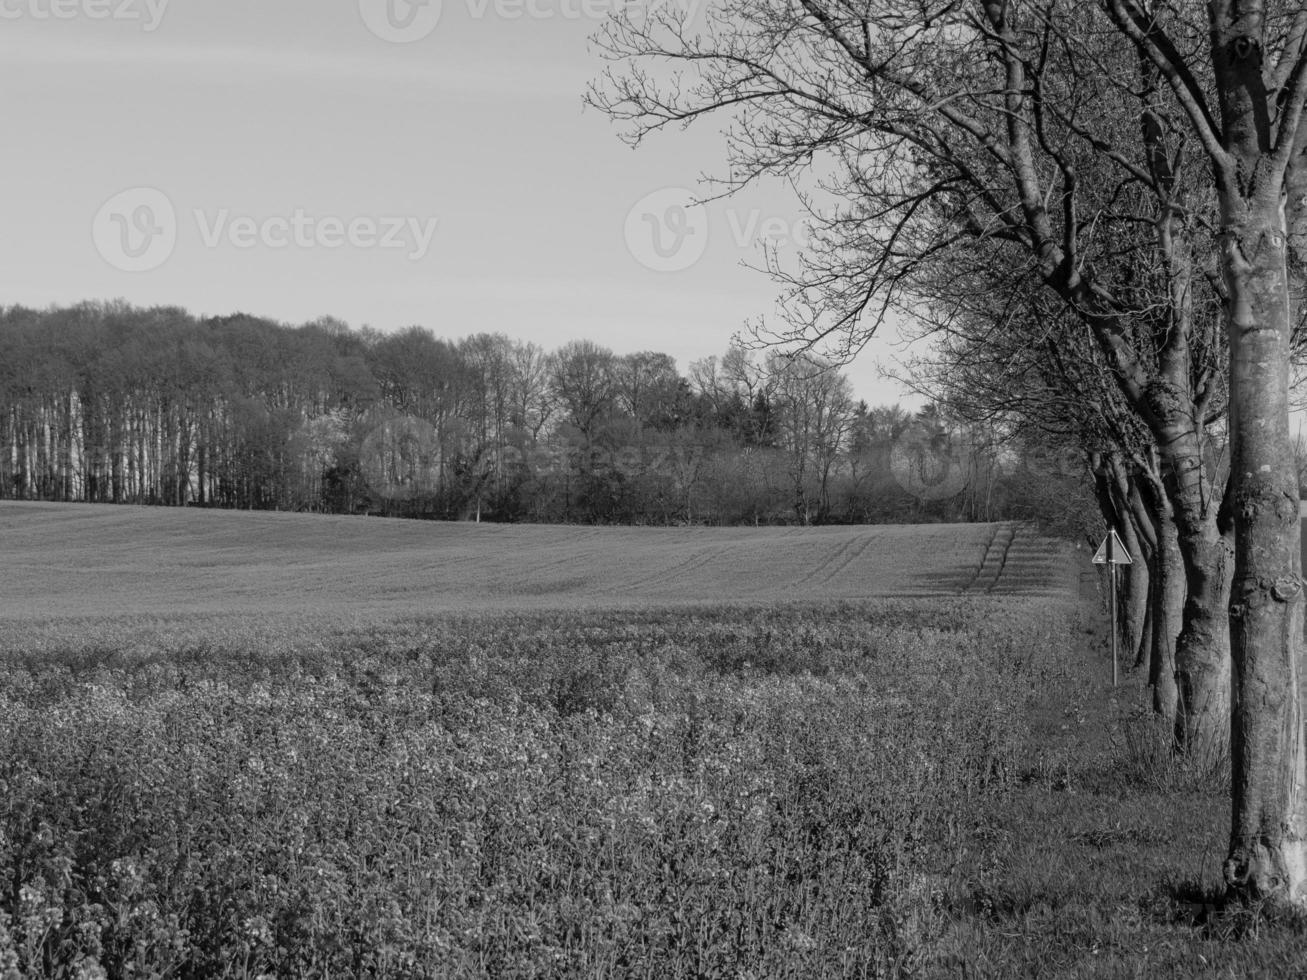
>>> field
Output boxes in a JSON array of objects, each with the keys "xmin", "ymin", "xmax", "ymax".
[
  {"xmin": 0, "ymin": 502, "xmax": 1076, "ymax": 621},
  {"xmin": 1, "ymin": 504, "xmax": 1303, "ymax": 977}
]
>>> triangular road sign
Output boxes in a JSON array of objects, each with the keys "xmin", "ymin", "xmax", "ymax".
[{"xmin": 1092, "ymin": 528, "xmax": 1133, "ymax": 565}]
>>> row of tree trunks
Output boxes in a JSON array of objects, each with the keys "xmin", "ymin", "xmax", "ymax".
[
  {"xmin": 1143, "ymin": 416, "xmax": 1233, "ymax": 750},
  {"xmin": 1091, "ymin": 451, "xmax": 1187, "ymax": 728}
]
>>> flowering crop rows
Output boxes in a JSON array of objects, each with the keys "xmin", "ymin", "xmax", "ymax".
[{"xmin": 0, "ymin": 599, "xmax": 1074, "ymax": 978}]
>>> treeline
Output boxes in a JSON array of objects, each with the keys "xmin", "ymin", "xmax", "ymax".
[{"xmin": 0, "ymin": 302, "xmax": 1085, "ymax": 526}]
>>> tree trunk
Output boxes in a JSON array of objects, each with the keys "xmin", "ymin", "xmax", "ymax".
[
  {"xmin": 1136, "ymin": 574, "xmax": 1155, "ymax": 673},
  {"xmin": 1111, "ymin": 478, "xmax": 1150, "ymax": 667},
  {"xmin": 1196, "ymin": 0, "xmax": 1307, "ymax": 904},
  {"xmin": 1221, "ymin": 218, "xmax": 1307, "ymax": 904},
  {"xmin": 1122, "ymin": 541, "xmax": 1149, "ymax": 666},
  {"xmin": 1126, "ymin": 480, "xmax": 1159, "ymax": 672},
  {"xmin": 1172, "ymin": 515, "xmax": 1233, "ymax": 751},
  {"xmin": 1094, "ymin": 452, "xmax": 1168, "ymax": 687},
  {"xmin": 1150, "ymin": 504, "xmax": 1182, "ymax": 723}
]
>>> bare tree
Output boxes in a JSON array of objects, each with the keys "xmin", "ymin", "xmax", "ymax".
[
  {"xmin": 1103, "ymin": 0, "xmax": 1307, "ymax": 904},
  {"xmin": 550, "ymin": 340, "xmax": 618, "ymax": 440},
  {"xmin": 590, "ymin": 0, "xmax": 1232, "ymax": 751},
  {"xmin": 507, "ymin": 340, "xmax": 555, "ymax": 441},
  {"xmin": 592, "ymin": 0, "xmax": 1307, "ymax": 905},
  {"xmin": 614, "ymin": 351, "xmax": 685, "ymax": 429},
  {"xmin": 910, "ymin": 270, "xmax": 1188, "ymax": 716},
  {"xmin": 764, "ymin": 351, "xmax": 857, "ymax": 523}
]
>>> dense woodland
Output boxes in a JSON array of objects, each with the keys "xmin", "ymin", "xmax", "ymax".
[{"xmin": 0, "ymin": 301, "xmax": 1088, "ymax": 528}]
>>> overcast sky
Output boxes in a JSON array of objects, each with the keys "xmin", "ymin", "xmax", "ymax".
[{"xmin": 0, "ymin": 0, "xmax": 924, "ymax": 407}]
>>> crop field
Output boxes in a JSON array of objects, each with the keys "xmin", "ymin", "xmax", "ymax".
[
  {"xmin": 0, "ymin": 501, "xmax": 1076, "ymax": 622},
  {"xmin": 0, "ymin": 505, "xmax": 1302, "ymax": 978}
]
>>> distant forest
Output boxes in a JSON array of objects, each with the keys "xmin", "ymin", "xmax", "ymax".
[{"xmin": 0, "ymin": 302, "xmax": 1089, "ymax": 527}]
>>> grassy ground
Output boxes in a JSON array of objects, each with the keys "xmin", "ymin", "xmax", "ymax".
[
  {"xmin": 940, "ymin": 566, "xmax": 1307, "ymax": 979},
  {"xmin": 2, "ymin": 508, "xmax": 1304, "ymax": 976},
  {"xmin": 0, "ymin": 502, "xmax": 1074, "ymax": 621}
]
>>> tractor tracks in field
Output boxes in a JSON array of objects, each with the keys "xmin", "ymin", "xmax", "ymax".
[
  {"xmin": 609, "ymin": 545, "xmax": 716, "ymax": 596},
  {"xmin": 962, "ymin": 523, "xmax": 1018, "ymax": 594},
  {"xmin": 814, "ymin": 531, "xmax": 876, "ymax": 588}
]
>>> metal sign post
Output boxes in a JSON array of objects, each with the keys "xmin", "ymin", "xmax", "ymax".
[
  {"xmin": 1092, "ymin": 528, "xmax": 1133, "ymax": 687},
  {"xmin": 1110, "ymin": 555, "xmax": 1118, "ymax": 687}
]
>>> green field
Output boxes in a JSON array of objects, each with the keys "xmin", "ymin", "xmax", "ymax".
[
  {"xmin": 0, "ymin": 505, "xmax": 1301, "ymax": 978},
  {"xmin": 0, "ymin": 501, "xmax": 1075, "ymax": 621}
]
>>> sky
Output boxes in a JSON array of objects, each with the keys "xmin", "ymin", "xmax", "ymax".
[{"xmin": 0, "ymin": 0, "xmax": 925, "ymax": 408}]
